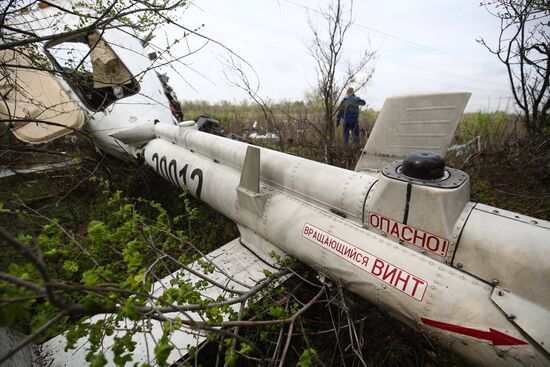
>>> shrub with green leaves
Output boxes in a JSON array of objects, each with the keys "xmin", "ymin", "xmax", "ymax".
[{"xmin": 0, "ymin": 184, "xmax": 243, "ymax": 366}]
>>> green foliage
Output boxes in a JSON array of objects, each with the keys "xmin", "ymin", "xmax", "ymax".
[
  {"xmin": 0, "ymin": 183, "xmax": 232, "ymax": 365},
  {"xmin": 297, "ymin": 348, "xmax": 318, "ymax": 367},
  {"xmin": 268, "ymin": 305, "xmax": 284, "ymax": 319},
  {"xmin": 0, "ymin": 201, "xmax": 10, "ymax": 214},
  {"xmin": 154, "ymin": 329, "xmax": 174, "ymax": 367},
  {"xmin": 86, "ymin": 352, "xmax": 107, "ymax": 367},
  {"xmin": 239, "ymin": 342, "xmax": 253, "ymax": 356},
  {"xmin": 224, "ymin": 346, "xmax": 238, "ymax": 367},
  {"xmin": 62, "ymin": 260, "xmax": 79, "ymax": 276}
]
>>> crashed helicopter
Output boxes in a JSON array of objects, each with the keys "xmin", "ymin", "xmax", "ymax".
[{"xmin": 1, "ymin": 1, "xmax": 549, "ymax": 366}]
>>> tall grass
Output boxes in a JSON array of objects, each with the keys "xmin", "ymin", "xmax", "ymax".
[{"xmin": 458, "ymin": 111, "xmax": 513, "ymax": 148}]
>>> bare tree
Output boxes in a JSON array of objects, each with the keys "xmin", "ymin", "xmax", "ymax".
[
  {"xmin": 307, "ymin": 0, "xmax": 376, "ymax": 161},
  {"xmin": 222, "ymin": 54, "xmax": 289, "ymax": 152},
  {"xmin": 478, "ymin": 0, "xmax": 549, "ymax": 136}
]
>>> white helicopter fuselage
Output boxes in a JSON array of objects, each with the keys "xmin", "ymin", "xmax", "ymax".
[
  {"xmin": 130, "ymin": 121, "xmax": 549, "ymax": 367},
  {"xmin": 2, "ymin": 2, "xmax": 549, "ymax": 367}
]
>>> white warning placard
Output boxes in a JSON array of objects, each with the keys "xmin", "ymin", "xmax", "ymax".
[{"xmin": 303, "ymin": 223, "xmax": 428, "ymax": 301}]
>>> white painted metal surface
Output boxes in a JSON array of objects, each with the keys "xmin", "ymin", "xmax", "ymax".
[
  {"xmin": 150, "ymin": 124, "xmax": 378, "ymax": 225},
  {"xmin": 0, "ymin": 161, "xmax": 80, "ymax": 178},
  {"xmin": 355, "ymin": 92, "xmax": 471, "ymax": 171},
  {"xmin": 491, "ymin": 287, "xmax": 550, "ymax": 355},
  {"xmin": 454, "ymin": 204, "xmax": 550, "ymax": 311},
  {"xmin": 39, "ymin": 239, "xmax": 280, "ymax": 366},
  {"xmin": 0, "ymin": 327, "xmax": 34, "ymax": 366},
  {"xmin": 364, "ymin": 172, "xmax": 471, "ymax": 262},
  {"xmin": 137, "ymin": 124, "xmax": 550, "ymax": 366},
  {"xmin": 82, "ymin": 28, "xmax": 177, "ymax": 156}
]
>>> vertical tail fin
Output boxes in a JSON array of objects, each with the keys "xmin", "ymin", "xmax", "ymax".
[{"xmin": 355, "ymin": 92, "xmax": 471, "ymax": 171}]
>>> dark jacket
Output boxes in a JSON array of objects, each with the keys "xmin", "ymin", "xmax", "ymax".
[{"xmin": 336, "ymin": 95, "xmax": 366, "ymax": 125}]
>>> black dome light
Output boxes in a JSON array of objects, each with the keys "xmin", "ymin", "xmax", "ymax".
[{"xmin": 401, "ymin": 151, "xmax": 445, "ymax": 180}]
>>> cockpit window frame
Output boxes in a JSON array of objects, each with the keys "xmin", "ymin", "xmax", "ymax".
[{"xmin": 44, "ymin": 31, "xmax": 140, "ymax": 112}]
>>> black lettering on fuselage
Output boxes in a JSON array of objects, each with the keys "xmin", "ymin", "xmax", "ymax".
[
  {"xmin": 152, "ymin": 153, "xmax": 203, "ymax": 200},
  {"xmin": 152, "ymin": 153, "xmax": 159, "ymax": 173},
  {"xmin": 168, "ymin": 159, "xmax": 178, "ymax": 186},
  {"xmin": 179, "ymin": 164, "xmax": 188, "ymax": 186},
  {"xmin": 190, "ymin": 168, "xmax": 203, "ymax": 200}
]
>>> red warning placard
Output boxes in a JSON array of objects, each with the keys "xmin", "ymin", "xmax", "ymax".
[{"xmin": 367, "ymin": 212, "xmax": 449, "ymax": 257}]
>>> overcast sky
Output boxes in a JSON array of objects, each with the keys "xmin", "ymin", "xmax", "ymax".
[{"xmin": 153, "ymin": 0, "xmax": 513, "ymax": 112}]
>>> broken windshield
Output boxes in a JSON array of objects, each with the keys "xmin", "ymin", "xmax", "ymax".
[{"xmin": 46, "ymin": 32, "xmax": 139, "ymax": 111}]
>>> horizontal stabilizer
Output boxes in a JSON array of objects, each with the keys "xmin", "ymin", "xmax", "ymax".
[
  {"xmin": 355, "ymin": 92, "xmax": 471, "ymax": 171},
  {"xmin": 39, "ymin": 238, "xmax": 282, "ymax": 366}
]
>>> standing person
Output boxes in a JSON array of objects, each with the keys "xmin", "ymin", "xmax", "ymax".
[{"xmin": 336, "ymin": 87, "xmax": 366, "ymax": 145}]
